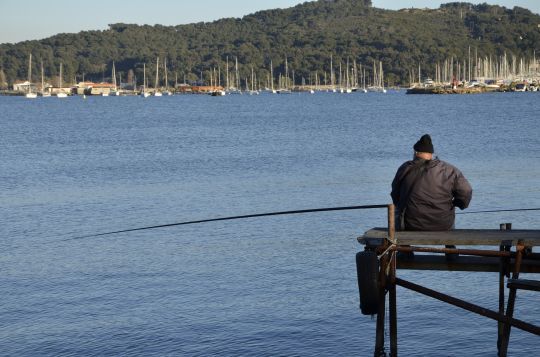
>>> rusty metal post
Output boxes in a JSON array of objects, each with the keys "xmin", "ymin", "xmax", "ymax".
[
  {"xmin": 387, "ymin": 204, "xmax": 398, "ymax": 356},
  {"xmin": 499, "ymin": 240, "xmax": 524, "ymax": 357},
  {"xmin": 388, "ymin": 204, "xmax": 396, "ymax": 243},
  {"xmin": 389, "ymin": 252, "xmax": 398, "ymax": 357},
  {"xmin": 374, "ymin": 205, "xmax": 395, "ymax": 356},
  {"xmin": 374, "ymin": 244, "xmax": 388, "ymax": 355},
  {"xmin": 374, "ymin": 245, "xmax": 388, "ymax": 356},
  {"xmin": 498, "ymin": 224, "xmax": 509, "ymax": 354},
  {"xmin": 497, "ymin": 240, "xmax": 512, "ymax": 353}
]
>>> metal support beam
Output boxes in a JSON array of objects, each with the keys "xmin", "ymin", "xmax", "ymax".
[{"xmin": 395, "ymin": 277, "xmax": 540, "ymax": 336}]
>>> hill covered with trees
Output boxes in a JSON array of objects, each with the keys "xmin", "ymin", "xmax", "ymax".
[{"xmin": 1, "ymin": 0, "xmax": 539, "ymax": 87}]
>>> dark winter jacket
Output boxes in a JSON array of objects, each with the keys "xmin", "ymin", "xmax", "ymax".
[{"xmin": 391, "ymin": 158, "xmax": 472, "ymax": 231}]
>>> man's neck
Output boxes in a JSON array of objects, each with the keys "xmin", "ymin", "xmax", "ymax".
[{"xmin": 415, "ymin": 152, "xmax": 433, "ymax": 160}]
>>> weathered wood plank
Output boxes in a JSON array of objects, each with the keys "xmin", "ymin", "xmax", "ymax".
[{"xmin": 359, "ymin": 228, "xmax": 540, "ymax": 246}]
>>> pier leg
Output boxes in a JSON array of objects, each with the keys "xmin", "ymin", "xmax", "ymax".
[
  {"xmin": 497, "ymin": 241, "xmax": 511, "ymax": 353},
  {"xmin": 499, "ymin": 242, "xmax": 524, "ymax": 357},
  {"xmin": 389, "ymin": 251, "xmax": 398, "ymax": 357},
  {"xmin": 374, "ymin": 246, "xmax": 388, "ymax": 357},
  {"xmin": 374, "ymin": 204, "xmax": 397, "ymax": 356},
  {"xmin": 386, "ymin": 204, "xmax": 398, "ymax": 356}
]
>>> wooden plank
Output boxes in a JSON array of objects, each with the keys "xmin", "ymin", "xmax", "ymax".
[{"xmin": 359, "ymin": 228, "xmax": 540, "ymax": 246}]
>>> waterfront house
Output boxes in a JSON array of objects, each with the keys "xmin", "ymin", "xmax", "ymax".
[{"xmin": 13, "ymin": 81, "xmax": 37, "ymax": 93}]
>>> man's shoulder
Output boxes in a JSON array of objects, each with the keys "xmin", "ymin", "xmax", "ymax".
[
  {"xmin": 397, "ymin": 160, "xmax": 415, "ymax": 172},
  {"xmin": 401, "ymin": 159, "xmax": 418, "ymax": 167},
  {"xmin": 434, "ymin": 159, "xmax": 463, "ymax": 175}
]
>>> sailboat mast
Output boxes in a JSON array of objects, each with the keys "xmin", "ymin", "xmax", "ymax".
[
  {"xmin": 226, "ymin": 56, "xmax": 229, "ymax": 90},
  {"xmin": 251, "ymin": 66, "xmax": 254, "ymax": 91},
  {"xmin": 285, "ymin": 58, "xmax": 289, "ymax": 89},
  {"xmin": 164, "ymin": 58, "xmax": 168, "ymax": 91},
  {"xmin": 28, "ymin": 54, "xmax": 32, "ymax": 84},
  {"xmin": 330, "ymin": 54, "xmax": 334, "ymax": 88},
  {"xmin": 380, "ymin": 61, "xmax": 384, "ymax": 88},
  {"xmin": 112, "ymin": 62, "xmax": 117, "ymax": 89},
  {"xmin": 235, "ymin": 57, "xmax": 240, "ymax": 90},
  {"xmin": 155, "ymin": 57, "xmax": 159, "ymax": 90},
  {"xmin": 270, "ymin": 60, "xmax": 274, "ymax": 91},
  {"xmin": 346, "ymin": 57, "xmax": 350, "ymax": 89},
  {"xmin": 41, "ymin": 60, "xmax": 44, "ymax": 93},
  {"xmin": 59, "ymin": 62, "xmax": 63, "ymax": 89},
  {"xmin": 339, "ymin": 62, "xmax": 342, "ymax": 88}
]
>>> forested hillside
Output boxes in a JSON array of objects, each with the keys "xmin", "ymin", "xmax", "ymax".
[{"xmin": 1, "ymin": 0, "xmax": 539, "ymax": 86}]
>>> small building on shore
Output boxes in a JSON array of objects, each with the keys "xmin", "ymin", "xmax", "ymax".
[
  {"xmin": 13, "ymin": 81, "xmax": 38, "ymax": 93},
  {"xmin": 50, "ymin": 86, "xmax": 74, "ymax": 95},
  {"xmin": 76, "ymin": 82, "xmax": 117, "ymax": 95},
  {"xmin": 184, "ymin": 85, "xmax": 224, "ymax": 94}
]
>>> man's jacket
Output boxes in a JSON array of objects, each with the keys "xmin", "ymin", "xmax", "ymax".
[{"xmin": 391, "ymin": 158, "xmax": 472, "ymax": 231}]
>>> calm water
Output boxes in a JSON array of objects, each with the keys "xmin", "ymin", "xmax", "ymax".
[{"xmin": 1, "ymin": 92, "xmax": 539, "ymax": 356}]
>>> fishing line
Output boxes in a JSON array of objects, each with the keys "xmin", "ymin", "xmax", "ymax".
[
  {"xmin": 457, "ymin": 207, "xmax": 540, "ymax": 215},
  {"xmin": 64, "ymin": 204, "xmax": 389, "ymax": 242}
]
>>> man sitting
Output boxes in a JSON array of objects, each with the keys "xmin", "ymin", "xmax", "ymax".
[{"xmin": 391, "ymin": 134, "xmax": 472, "ymax": 231}]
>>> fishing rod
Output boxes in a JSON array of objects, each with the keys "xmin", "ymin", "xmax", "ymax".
[
  {"xmin": 65, "ymin": 204, "xmax": 389, "ymax": 242},
  {"xmin": 64, "ymin": 205, "xmax": 540, "ymax": 242}
]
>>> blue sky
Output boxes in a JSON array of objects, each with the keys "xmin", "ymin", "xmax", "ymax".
[{"xmin": 1, "ymin": 0, "xmax": 539, "ymax": 44}]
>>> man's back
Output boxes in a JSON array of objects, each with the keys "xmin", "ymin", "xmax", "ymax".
[{"xmin": 391, "ymin": 158, "xmax": 472, "ymax": 231}]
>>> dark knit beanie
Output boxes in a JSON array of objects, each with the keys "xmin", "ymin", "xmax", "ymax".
[{"xmin": 413, "ymin": 134, "xmax": 434, "ymax": 153}]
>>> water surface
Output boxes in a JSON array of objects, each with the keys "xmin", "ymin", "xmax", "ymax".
[{"xmin": 1, "ymin": 92, "xmax": 539, "ymax": 356}]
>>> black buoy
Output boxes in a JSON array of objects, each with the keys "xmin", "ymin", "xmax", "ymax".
[{"xmin": 356, "ymin": 250, "xmax": 380, "ymax": 315}]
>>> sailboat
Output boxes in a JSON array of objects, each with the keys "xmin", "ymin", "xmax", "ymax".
[
  {"xmin": 227, "ymin": 57, "xmax": 242, "ymax": 94},
  {"xmin": 344, "ymin": 58, "xmax": 352, "ymax": 93},
  {"xmin": 367, "ymin": 60, "xmax": 386, "ymax": 93},
  {"xmin": 57, "ymin": 63, "xmax": 68, "ymax": 98},
  {"xmin": 277, "ymin": 58, "xmax": 292, "ymax": 94},
  {"xmin": 330, "ymin": 55, "xmax": 337, "ymax": 93},
  {"xmin": 361, "ymin": 67, "xmax": 368, "ymax": 93},
  {"xmin": 163, "ymin": 58, "xmax": 173, "ymax": 95},
  {"xmin": 141, "ymin": 63, "xmax": 150, "ymax": 97},
  {"xmin": 154, "ymin": 57, "xmax": 162, "ymax": 96},
  {"xmin": 247, "ymin": 66, "xmax": 259, "ymax": 95},
  {"xmin": 270, "ymin": 60, "xmax": 277, "ymax": 94},
  {"xmin": 25, "ymin": 54, "xmax": 37, "ymax": 98},
  {"xmin": 110, "ymin": 62, "xmax": 120, "ymax": 96},
  {"xmin": 40, "ymin": 60, "xmax": 51, "ymax": 97},
  {"xmin": 380, "ymin": 61, "xmax": 387, "ymax": 93}
]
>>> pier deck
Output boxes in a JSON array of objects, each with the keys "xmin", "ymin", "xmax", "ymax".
[
  {"xmin": 360, "ymin": 227, "xmax": 540, "ymax": 247},
  {"xmin": 355, "ymin": 205, "xmax": 539, "ymax": 357}
]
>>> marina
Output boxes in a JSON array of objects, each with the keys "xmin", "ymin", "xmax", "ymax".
[{"xmin": 5, "ymin": 50, "xmax": 540, "ymax": 97}]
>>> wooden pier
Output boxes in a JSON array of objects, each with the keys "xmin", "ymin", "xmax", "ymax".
[{"xmin": 356, "ymin": 205, "xmax": 540, "ymax": 357}]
